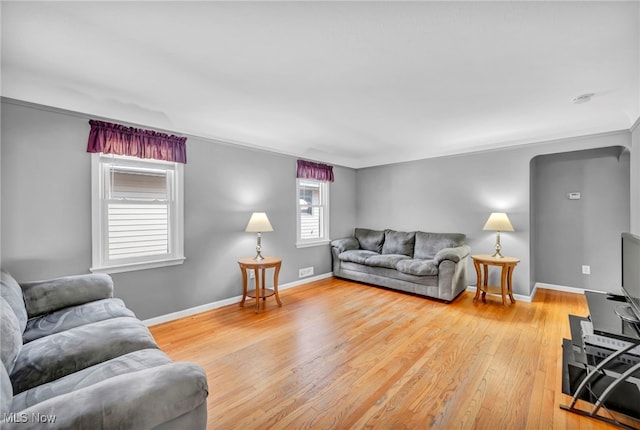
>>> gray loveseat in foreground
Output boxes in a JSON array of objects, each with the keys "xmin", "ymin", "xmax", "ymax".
[
  {"xmin": 0, "ymin": 270, "xmax": 208, "ymax": 429},
  {"xmin": 331, "ymin": 228, "xmax": 471, "ymax": 302}
]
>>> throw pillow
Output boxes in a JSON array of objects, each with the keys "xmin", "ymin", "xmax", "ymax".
[
  {"xmin": 381, "ymin": 230, "xmax": 415, "ymax": 257},
  {"xmin": 354, "ymin": 228, "xmax": 385, "ymax": 253}
]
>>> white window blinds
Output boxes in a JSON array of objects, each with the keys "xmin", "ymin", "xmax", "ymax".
[{"xmin": 107, "ymin": 166, "xmax": 171, "ymax": 260}]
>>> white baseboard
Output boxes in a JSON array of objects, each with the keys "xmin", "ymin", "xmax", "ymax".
[
  {"xmin": 143, "ymin": 272, "xmax": 333, "ymax": 327},
  {"xmin": 533, "ymin": 282, "xmax": 588, "ymax": 295}
]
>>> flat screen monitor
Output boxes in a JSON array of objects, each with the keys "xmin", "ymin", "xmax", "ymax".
[{"xmin": 621, "ymin": 232, "xmax": 640, "ymax": 321}]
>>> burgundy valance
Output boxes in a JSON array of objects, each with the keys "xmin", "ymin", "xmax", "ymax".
[
  {"xmin": 87, "ymin": 120, "xmax": 187, "ymax": 164},
  {"xmin": 296, "ymin": 159, "xmax": 334, "ymax": 182}
]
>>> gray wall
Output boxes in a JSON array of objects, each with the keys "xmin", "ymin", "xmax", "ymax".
[
  {"xmin": 355, "ymin": 131, "xmax": 632, "ymax": 297},
  {"xmin": 0, "ymin": 99, "xmax": 357, "ymax": 319},
  {"xmin": 632, "ymin": 121, "xmax": 640, "ymax": 235},
  {"xmin": 531, "ymin": 147, "xmax": 629, "ymax": 292},
  {"xmin": 1, "ymin": 98, "xmax": 638, "ymax": 318}
]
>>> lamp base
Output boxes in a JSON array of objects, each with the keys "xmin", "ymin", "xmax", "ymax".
[
  {"xmin": 492, "ymin": 249, "xmax": 505, "ymax": 258},
  {"xmin": 492, "ymin": 231, "xmax": 505, "ymax": 258},
  {"xmin": 254, "ymin": 233, "xmax": 264, "ymax": 260}
]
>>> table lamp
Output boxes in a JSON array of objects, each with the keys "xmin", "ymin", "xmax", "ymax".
[
  {"xmin": 245, "ymin": 212, "xmax": 273, "ymax": 260},
  {"xmin": 483, "ymin": 212, "xmax": 514, "ymax": 258}
]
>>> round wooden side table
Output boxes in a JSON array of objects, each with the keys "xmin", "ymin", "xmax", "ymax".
[
  {"xmin": 471, "ymin": 254, "xmax": 520, "ymax": 306},
  {"xmin": 238, "ymin": 256, "xmax": 282, "ymax": 313}
]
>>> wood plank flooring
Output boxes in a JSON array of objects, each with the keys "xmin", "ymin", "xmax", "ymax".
[{"xmin": 149, "ymin": 277, "xmax": 640, "ymax": 429}]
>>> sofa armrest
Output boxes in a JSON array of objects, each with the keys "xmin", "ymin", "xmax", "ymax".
[
  {"xmin": 330, "ymin": 237, "xmax": 360, "ymax": 254},
  {"xmin": 434, "ymin": 245, "xmax": 471, "ymax": 265},
  {"xmin": 20, "ymin": 274, "xmax": 114, "ymax": 318},
  {"xmin": 2, "ymin": 362, "xmax": 208, "ymax": 430}
]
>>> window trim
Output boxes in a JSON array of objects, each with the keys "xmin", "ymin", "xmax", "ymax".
[
  {"xmin": 296, "ymin": 178, "xmax": 330, "ymax": 248},
  {"xmin": 90, "ymin": 153, "xmax": 185, "ymax": 274}
]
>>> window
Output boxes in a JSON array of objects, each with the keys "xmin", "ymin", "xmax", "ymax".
[
  {"xmin": 296, "ymin": 178, "xmax": 330, "ymax": 247},
  {"xmin": 91, "ymin": 154, "xmax": 184, "ymax": 273}
]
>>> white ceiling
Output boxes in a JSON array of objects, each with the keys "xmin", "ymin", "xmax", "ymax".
[{"xmin": 2, "ymin": 1, "xmax": 639, "ymax": 168}]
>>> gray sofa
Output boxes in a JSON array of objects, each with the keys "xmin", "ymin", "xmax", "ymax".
[
  {"xmin": 0, "ymin": 270, "xmax": 208, "ymax": 429},
  {"xmin": 331, "ymin": 228, "xmax": 471, "ymax": 302}
]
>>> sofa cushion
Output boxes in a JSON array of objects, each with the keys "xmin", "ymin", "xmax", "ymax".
[
  {"xmin": 338, "ymin": 250, "xmax": 378, "ymax": 264},
  {"xmin": 1, "ymin": 297, "xmax": 23, "ymax": 373},
  {"xmin": 365, "ymin": 254, "xmax": 411, "ymax": 270},
  {"xmin": 396, "ymin": 259, "xmax": 439, "ymax": 276},
  {"xmin": 21, "ymin": 273, "xmax": 114, "ymax": 318},
  {"xmin": 354, "ymin": 228, "xmax": 385, "ymax": 253},
  {"xmin": 10, "ymin": 317, "xmax": 159, "ymax": 394},
  {"xmin": 382, "ymin": 230, "xmax": 415, "ymax": 257},
  {"xmin": 11, "ymin": 348, "xmax": 172, "ymax": 411},
  {"xmin": 413, "ymin": 232, "xmax": 466, "ymax": 260},
  {"xmin": 1, "ymin": 270, "xmax": 28, "ymax": 333},
  {"xmin": 12, "ymin": 362, "xmax": 208, "ymax": 430},
  {"xmin": 23, "ymin": 298, "xmax": 136, "ymax": 343},
  {"xmin": 0, "ymin": 363, "xmax": 12, "ymax": 418},
  {"xmin": 340, "ymin": 261, "xmax": 439, "ymax": 288}
]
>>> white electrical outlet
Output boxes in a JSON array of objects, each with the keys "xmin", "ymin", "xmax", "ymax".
[
  {"xmin": 582, "ymin": 265, "xmax": 591, "ymax": 275},
  {"xmin": 249, "ymin": 271, "xmax": 255, "ymax": 279},
  {"xmin": 568, "ymin": 192, "xmax": 581, "ymax": 200},
  {"xmin": 299, "ymin": 267, "xmax": 314, "ymax": 278}
]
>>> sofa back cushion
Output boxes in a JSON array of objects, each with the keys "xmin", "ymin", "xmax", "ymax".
[
  {"xmin": 1, "ymin": 297, "xmax": 23, "ymax": 373},
  {"xmin": 1, "ymin": 270, "xmax": 27, "ymax": 333},
  {"xmin": 414, "ymin": 232, "xmax": 466, "ymax": 260},
  {"xmin": 21, "ymin": 273, "xmax": 114, "ymax": 318},
  {"xmin": 354, "ymin": 228, "xmax": 385, "ymax": 253},
  {"xmin": 381, "ymin": 230, "xmax": 415, "ymax": 257}
]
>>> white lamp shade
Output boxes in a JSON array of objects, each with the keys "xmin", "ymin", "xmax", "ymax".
[
  {"xmin": 482, "ymin": 212, "xmax": 514, "ymax": 232},
  {"xmin": 245, "ymin": 212, "xmax": 273, "ymax": 232}
]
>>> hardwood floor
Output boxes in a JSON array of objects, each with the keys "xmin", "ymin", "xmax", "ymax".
[{"xmin": 149, "ymin": 277, "xmax": 639, "ymax": 429}]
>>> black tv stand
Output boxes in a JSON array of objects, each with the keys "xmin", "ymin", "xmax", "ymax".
[
  {"xmin": 607, "ymin": 293, "xmax": 629, "ymax": 303},
  {"xmin": 561, "ymin": 291, "xmax": 640, "ymax": 428},
  {"xmin": 615, "ymin": 304, "xmax": 640, "ymax": 325}
]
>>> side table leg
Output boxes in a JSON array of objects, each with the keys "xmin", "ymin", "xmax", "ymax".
[
  {"xmin": 500, "ymin": 265, "xmax": 507, "ymax": 306},
  {"xmin": 254, "ymin": 268, "xmax": 260, "ymax": 313},
  {"xmin": 482, "ymin": 264, "xmax": 488, "ymax": 303},
  {"xmin": 273, "ymin": 263, "xmax": 282, "ymax": 307},
  {"xmin": 239, "ymin": 266, "xmax": 247, "ymax": 307},
  {"xmin": 473, "ymin": 259, "xmax": 482, "ymax": 302},
  {"xmin": 507, "ymin": 265, "xmax": 516, "ymax": 303}
]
